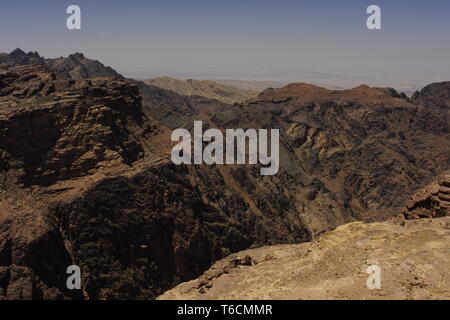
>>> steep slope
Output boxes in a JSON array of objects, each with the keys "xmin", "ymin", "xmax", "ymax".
[
  {"xmin": 144, "ymin": 77, "xmax": 258, "ymax": 104},
  {"xmin": 143, "ymin": 82, "xmax": 450, "ymax": 230},
  {"xmin": 0, "ymin": 63, "xmax": 169, "ymax": 299},
  {"xmin": 412, "ymin": 81, "xmax": 450, "ymax": 112},
  {"xmin": 1, "ymin": 64, "xmax": 312, "ymax": 299},
  {"xmin": 245, "ymin": 84, "xmax": 449, "ymax": 216},
  {"xmin": 159, "ymin": 216, "xmax": 450, "ymax": 300}
]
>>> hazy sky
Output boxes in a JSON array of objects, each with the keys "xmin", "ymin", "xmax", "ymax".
[{"xmin": 1, "ymin": 0, "xmax": 450, "ymax": 89}]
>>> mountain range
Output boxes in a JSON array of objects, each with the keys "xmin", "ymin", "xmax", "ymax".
[{"xmin": 0, "ymin": 49, "xmax": 449, "ymax": 299}]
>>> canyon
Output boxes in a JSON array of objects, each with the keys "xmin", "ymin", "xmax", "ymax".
[{"xmin": 0, "ymin": 49, "xmax": 449, "ymax": 299}]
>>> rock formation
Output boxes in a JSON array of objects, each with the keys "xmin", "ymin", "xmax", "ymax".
[
  {"xmin": 158, "ymin": 216, "xmax": 450, "ymax": 300},
  {"xmin": 403, "ymin": 171, "xmax": 450, "ymax": 219},
  {"xmin": 412, "ymin": 81, "xmax": 450, "ymax": 112}
]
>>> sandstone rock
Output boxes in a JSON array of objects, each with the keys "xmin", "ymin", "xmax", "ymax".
[
  {"xmin": 158, "ymin": 217, "xmax": 450, "ymax": 300},
  {"xmin": 403, "ymin": 171, "xmax": 450, "ymax": 219}
]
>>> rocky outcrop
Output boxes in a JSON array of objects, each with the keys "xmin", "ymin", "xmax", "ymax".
[
  {"xmin": 0, "ymin": 64, "xmax": 160, "ymax": 186},
  {"xmin": 158, "ymin": 216, "xmax": 450, "ymax": 300},
  {"xmin": 403, "ymin": 171, "xmax": 450, "ymax": 219},
  {"xmin": 412, "ymin": 81, "xmax": 450, "ymax": 112}
]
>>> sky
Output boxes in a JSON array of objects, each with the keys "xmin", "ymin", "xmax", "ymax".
[{"xmin": 1, "ymin": 0, "xmax": 450, "ymax": 90}]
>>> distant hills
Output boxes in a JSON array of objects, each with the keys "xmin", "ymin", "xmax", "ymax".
[{"xmin": 144, "ymin": 76, "xmax": 259, "ymax": 104}]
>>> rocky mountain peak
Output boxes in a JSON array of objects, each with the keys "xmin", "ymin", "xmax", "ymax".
[
  {"xmin": 0, "ymin": 49, "xmax": 121, "ymax": 79},
  {"xmin": 412, "ymin": 81, "xmax": 450, "ymax": 111},
  {"xmin": 9, "ymin": 48, "xmax": 26, "ymax": 56}
]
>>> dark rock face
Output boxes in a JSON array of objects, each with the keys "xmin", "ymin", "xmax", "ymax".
[
  {"xmin": 0, "ymin": 64, "xmax": 152, "ymax": 186},
  {"xmin": 50, "ymin": 164, "xmax": 311, "ymax": 299},
  {"xmin": 0, "ymin": 64, "xmax": 164, "ymax": 299},
  {"xmin": 412, "ymin": 81, "xmax": 450, "ymax": 111},
  {"xmin": 45, "ymin": 53, "xmax": 121, "ymax": 79},
  {"xmin": 143, "ymin": 82, "xmax": 450, "ymax": 223}
]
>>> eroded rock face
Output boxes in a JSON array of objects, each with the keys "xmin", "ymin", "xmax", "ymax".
[
  {"xmin": 0, "ymin": 63, "xmax": 169, "ymax": 299},
  {"xmin": 412, "ymin": 81, "xmax": 450, "ymax": 112},
  {"xmin": 49, "ymin": 163, "xmax": 310, "ymax": 299},
  {"xmin": 403, "ymin": 171, "xmax": 450, "ymax": 219},
  {"xmin": 144, "ymin": 81, "xmax": 450, "ymax": 227},
  {"xmin": 158, "ymin": 217, "xmax": 450, "ymax": 300},
  {"xmin": 0, "ymin": 64, "xmax": 157, "ymax": 186}
]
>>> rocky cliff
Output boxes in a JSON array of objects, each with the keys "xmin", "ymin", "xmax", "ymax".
[
  {"xmin": 0, "ymin": 64, "xmax": 312, "ymax": 299},
  {"xmin": 144, "ymin": 82, "xmax": 450, "ymax": 229},
  {"xmin": 412, "ymin": 81, "xmax": 450, "ymax": 112},
  {"xmin": 0, "ymin": 63, "xmax": 169, "ymax": 299}
]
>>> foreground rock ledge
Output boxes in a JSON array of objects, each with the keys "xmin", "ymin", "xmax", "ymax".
[{"xmin": 158, "ymin": 217, "xmax": 450, "ymax": 300}]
